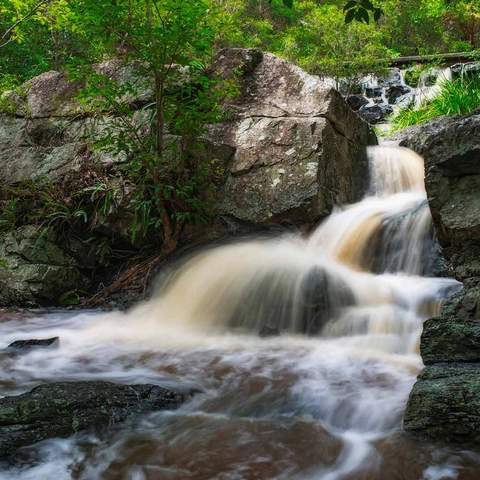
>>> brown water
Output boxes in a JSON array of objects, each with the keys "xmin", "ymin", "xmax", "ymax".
[{"xmin": 0, "ymin": 146, "xmax": 479, "ymax": 480}]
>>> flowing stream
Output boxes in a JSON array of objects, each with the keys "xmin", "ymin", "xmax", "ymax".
[{"xmin": 1, "ymin": 146, "xmax": 480, "ymax": 479}]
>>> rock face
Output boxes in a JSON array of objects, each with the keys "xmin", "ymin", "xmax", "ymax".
[
  {"xmin": 391, "ymin": 110, "xmax": 480, "ymax": 442},
  {"xmin": 358, "ymin": 103, "xmax": 393, "ymax": 124},
  {"xmin": 0, "ymin": 49, "xmax": 376, "ymax": 306},
  {"xmin": 404, "ymin": 363, "xmax": 480, "ymax": 443},
  {"xmin": 0, "ymin": 381, "xmax": 190, "ymax": 458},
  {"xmin": 0, "ymin": 226, "xmax": 89, "ymax": 306},
  {"xmin": 392, "ymin": 111, "xmax": 480, "ymax": 252},
  {"xmin": 207, "ymin": 48, "xmax": 376, "ymax": 224}
]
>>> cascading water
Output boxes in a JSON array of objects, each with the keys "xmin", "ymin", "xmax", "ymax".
[{"xmin": 1, "ymin": 146, "xmax": 479, "ymax": 480}]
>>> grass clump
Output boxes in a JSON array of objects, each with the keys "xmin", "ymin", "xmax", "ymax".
[{"xmin": 390, "ymin": 75, "xmax": 480, "ymax": 132}]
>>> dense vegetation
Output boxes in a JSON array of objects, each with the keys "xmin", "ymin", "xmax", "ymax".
[
  {"xmin": 2, "ymin": 0, "xmax": 480, "ymax": 85},
  {"xmin": 391, "ymin": 74, "xmax": 480, "ymax": 130}
]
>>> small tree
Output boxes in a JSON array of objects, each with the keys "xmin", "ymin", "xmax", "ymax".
[{"xmin": 62, "ymin": 0, "xmax": 218, "ymax": 252}]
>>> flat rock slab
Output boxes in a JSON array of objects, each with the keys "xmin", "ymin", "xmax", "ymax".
[
  {"xmin": 0, "ymin": 381, "xmax": 192, "ymax": 458},
  {"xmin": 7, "ymin": 336, "xmax": 59, "ymax": 352}
]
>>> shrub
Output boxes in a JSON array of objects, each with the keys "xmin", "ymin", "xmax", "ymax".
[{"xmin": 390, "ymin": 75, "xmax": 480, "ymax": 131}]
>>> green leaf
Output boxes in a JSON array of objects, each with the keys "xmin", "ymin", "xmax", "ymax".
[
  {"xmin": 360, "ymin": 0, "xmax": 374, "ymax": 10},
  {"xmin": 373, "ymin": 7, "xmax": 383, "ymax": 22},
  {"xmin": 343, "ymin": 1, "xmax": 358, "ymax": 12},
  {"xmin": 345, "ymin": 9, "xmax": 356, "ymax": 23},
  {"xmin": 356, "ymin": 7, "xmax": 370, "ymax": 24}
]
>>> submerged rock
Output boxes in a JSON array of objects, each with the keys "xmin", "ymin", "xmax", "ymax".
[
  {"xmin": 7, "ymin": 336, "xmax": 59, "ymax": 352},
  {"xmin": 228, "ymin": 265, "xmax": 354, "ymax": 335},
  {"xmin": 363, "ymin": 200, "xmax": 445, "ymax": 276},
  {"xmin": 0, "ymin": 381, "xmax": 192, "ymax": 458}
]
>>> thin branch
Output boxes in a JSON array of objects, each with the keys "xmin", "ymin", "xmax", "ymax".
[{"xmin": 0, "ymin": 0, "xmax": 51, "ymax": 48}]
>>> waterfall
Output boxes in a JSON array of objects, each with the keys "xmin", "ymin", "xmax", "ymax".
[
  {"xmin": 0, "ymin": 146, "xmax": 468, "ymax": 480},
  {"xmin": 105, "ymin": 145, "xmax": 453, "ymax": 350}
]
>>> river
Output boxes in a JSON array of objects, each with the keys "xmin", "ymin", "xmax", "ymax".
[{"xmin": 1, "ymin": 146, "xmax": 479, "ymax": 479}]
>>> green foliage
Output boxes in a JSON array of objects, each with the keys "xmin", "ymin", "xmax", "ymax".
[
  {"xmin": 74, "ymin": 63, "xmax": 234, "ymax": 246},
  {"xmin": 0, "ymin": 166, "xmax": 139, "ymax": 266},
  {"xmin": 215, "ymin": 0, "xmax": 480, "ymax": 78},
  {"xmin": 2, "ymin": 0, "xmax": 480, "ymax": 83},
  {"xmin": 1, "ymin": 0, "xmax": 480, "ymax": 259},
  {"xmin": 343, "ymin": 0, "xmax": 383, "ymax": 24},
  {"xmin": 0, "ymin": 169, "xmax": 116, "ymax": 235},
  {"xmin": 390, "ymin": 75, "xmax": 480, "ymax": 131}
]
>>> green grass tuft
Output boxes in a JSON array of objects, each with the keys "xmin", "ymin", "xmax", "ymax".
[{"xmin": 390, "ymin": 75, "xmax": 480, "ymax": 132}]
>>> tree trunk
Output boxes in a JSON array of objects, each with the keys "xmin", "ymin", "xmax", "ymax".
[{"xmin": 154, "ymin": 72, "xmax": 164, "ymax": 157}]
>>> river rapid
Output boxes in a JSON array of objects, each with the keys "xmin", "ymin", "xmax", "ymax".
[{"xmin": 1, "ymin": 146, "xmax": 480, "ymax": 480}]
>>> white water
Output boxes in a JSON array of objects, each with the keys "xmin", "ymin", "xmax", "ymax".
[{"xmin": 1, "ymin": 146, "xmax": 477, "ymax": 480}]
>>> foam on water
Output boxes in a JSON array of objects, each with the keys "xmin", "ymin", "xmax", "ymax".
[{"xmin": 1, "ymin": 145, "xmax": 477, "ymax": 480}]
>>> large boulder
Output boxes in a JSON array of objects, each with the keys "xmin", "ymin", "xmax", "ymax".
[
  {"xmin": 0, "ymin": 381, "xmax": 191, "ymax": 458},
  {"xmin": 206, "ymin": 48, "xmax": 377, "ymax": 225},
  {"xmin": 404, "ymin": 363, "xmax": 480, "ymax": 443},
  {"xmin": 0, "ymin": 114, "xmax": 89, "ymax": 184},
  {"xmin": 1, "ymin": 50, "xmax": 375, "ymax": 225},
  {"xmin": 0, "ymin": 226, "xmax": 89, "ymax": 306},
  {"xmin": 390, "ymin": 111, "xmax": 480, "ymax": 443},
  {"xmin": 0, "ymin": 49, "xmax": 376, "ymax": 306},
  {"xmin": 391, "ymin": 110, "xmax": 480, "ymax": 259}
]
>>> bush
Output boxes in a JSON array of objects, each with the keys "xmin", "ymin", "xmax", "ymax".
[{"xmin": 390, "ymin": 75, "xmax": 480, "ymax": 131}]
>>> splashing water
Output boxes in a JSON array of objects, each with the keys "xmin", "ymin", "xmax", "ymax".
[{"xmin": 1, "ymin": 146, "xmax": 478, "ymax": 480}]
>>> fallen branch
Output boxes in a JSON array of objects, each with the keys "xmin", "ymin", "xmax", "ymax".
[{"xmin": 83, "ymin": 253, "xmax": 165, "ymax": 307}]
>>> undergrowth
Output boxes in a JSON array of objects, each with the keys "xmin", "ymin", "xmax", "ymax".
[
  {"xmin": 390, "ymin": 75, "xmax": 480, "ymax": 132},
  {"xmin": 0, "ymin": 162, "xmax": 133, "ymax": 266}
]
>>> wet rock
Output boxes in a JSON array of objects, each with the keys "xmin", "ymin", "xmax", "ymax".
[
  {"xmin": 394, "ymin": 110, "xmax": 480, "ymax": 443},
  {"xmin": 420, "ymin": 286, "xmax": 480, "ymax": 364},
  {"xmin": 259, "ymin": 325, "xmax": 280, "ymax": 337},
  {"xmin": 0, "ymin": 226, "xmax": 89, "ymax": 307},
  {"xmin": 7, "ymin": 336, "xmax": 59, "ymax": 351},
  {"xmin": 299, "ymin": 267, "xmax": 354, "ymax": 334},
  {"xmin": 358, "ymin": 103, "xmax": 393, "ymax": 124},
  {"xmin": 346, "ymin": 95, "xmax": 369, "ymax": 111},
  {"xmin": 361, "ymin": 200, "xmax": 445, "ymax": 276},
  {"xmin": 365, "ymin": 87, "xmax": 383, "ymax": 98},
  {"xmin": 0, "ymin": 381, "xmax": 191, "ymax": 458},
  {"xmin": 228, "ymin": 266, "xmax": 354, "ymax": 335},
  {"xmin": 386, "ymin": 85, "xmax": 410, "ymax": 104},
  {"xmin": 404, "ymin": 363, "xmax": 480, "ymax": 443},
  {"xmin": 379, "ymin": 68, "xmax": 403, "ymax": 86},
  {"xmin": 450, "ymin": 62, "xmax": 480, "ymax": 80},
  {"xmin": 390, "ymin": 110, "xmax": 480, "ymax": 257},
  {"xmin": 420, "ymin": 71, "xmax": 438, "ymax": 87}
]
